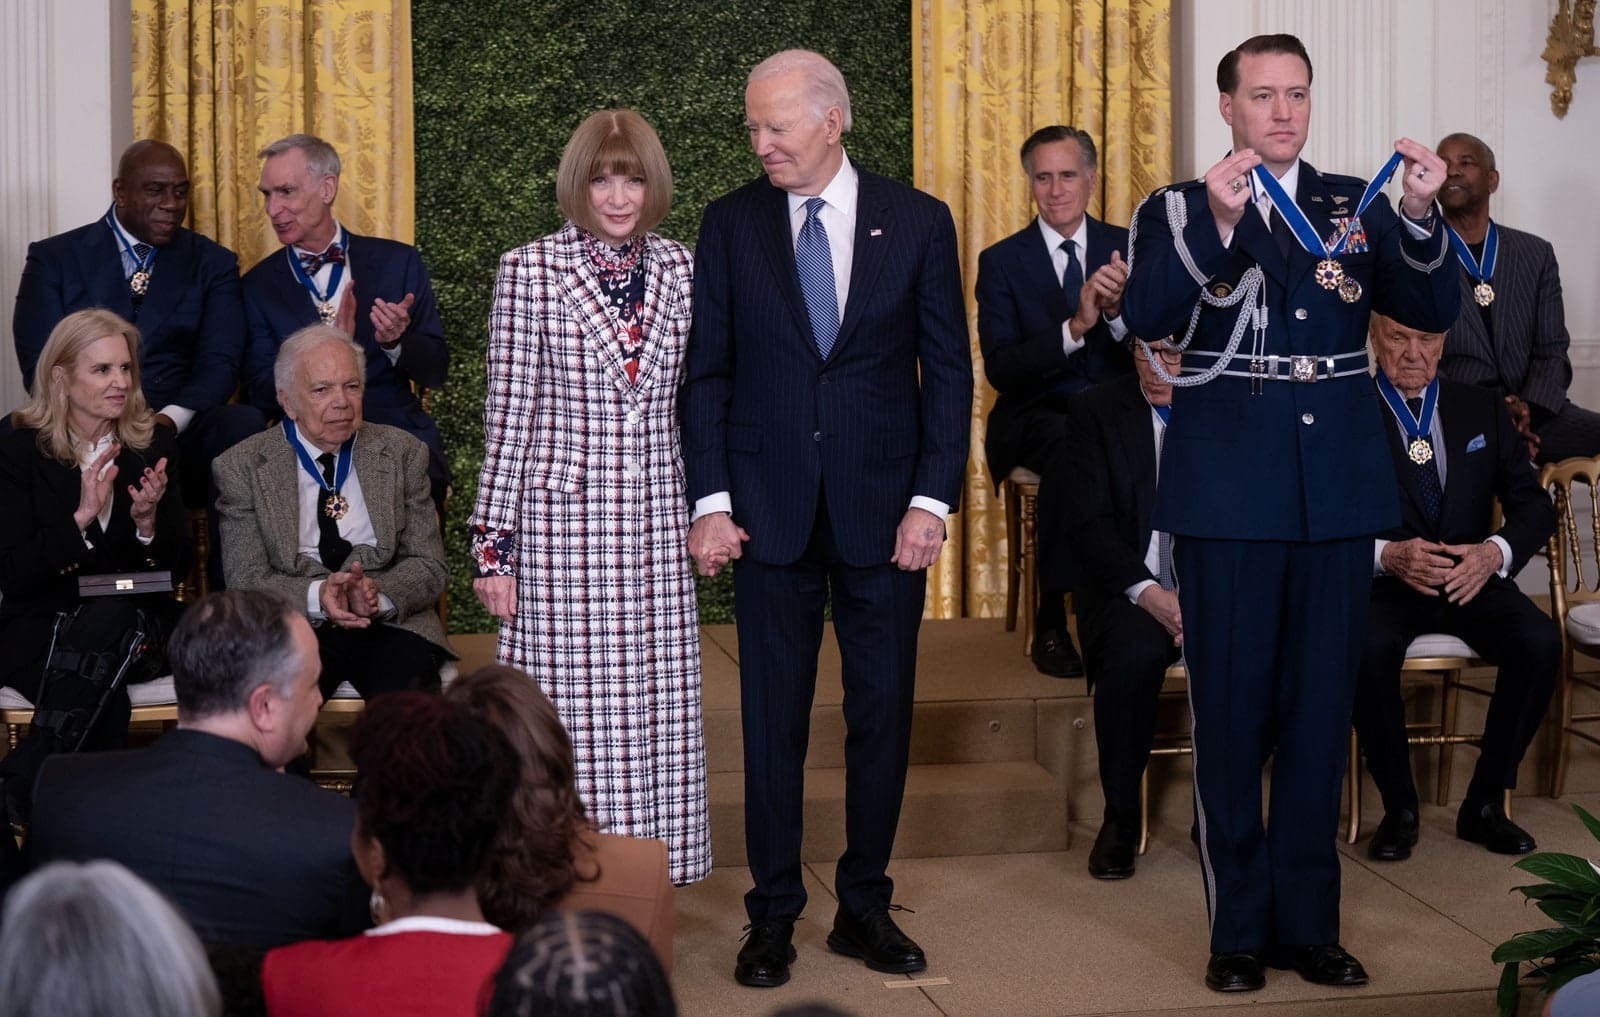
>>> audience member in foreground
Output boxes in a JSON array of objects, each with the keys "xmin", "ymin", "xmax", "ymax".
[
  {"xmin": 470, "ymin": 108, "xmax": 708, "ymax": 887},
  {"xmin": 484, "ymin": 909, "xmax": 675, "ymax": 1017},
  {"xmin": 0, "ymin": 308, "xmax": 187, "ymax": 750},
  {"xmin": 447, "ymin": 664, "xmax": 676, "ymax": 971},
  {"xmin": 261, "ymin": 692, "xmax": 516, "ymax": 1017},
  {"xmin": 27, "ymin": 589, "xmax": 367, "ymax": 947},
  {"xmin": 0, "ymin": 859, "xmax": 221, "ymax": 1017}
]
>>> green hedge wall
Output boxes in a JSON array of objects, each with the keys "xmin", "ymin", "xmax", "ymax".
[{"xmin": 414, "ymin": 0, "xmax": 912, "ymax": 633}]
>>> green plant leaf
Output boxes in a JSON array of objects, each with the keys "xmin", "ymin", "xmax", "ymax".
[
  {"xmin": 1497, "ymin": 961, "xmax": 1521, "ymax": 1017},
  {"xmin": 1494, "ymin": 927, "xmax": 1590, "ymax": 963},
  {"xmin": 1536, "ymin": 896, "xmax": 1591, "ymax": 927},
  {"xmin": 1512, "ymin": 883, "xmax": 1576, "ymax": 901},
  {"xmin": 1515, "ymin": 853, "xmax": 1600, "ymax": 894},
  {"xmin": 1574, "ymin": 803, "xmax": 1600, "ymax": 843}
]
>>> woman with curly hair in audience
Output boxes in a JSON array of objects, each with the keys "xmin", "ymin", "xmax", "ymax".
[
  {"xmin": 447, "ymin": 664, "xmax": 675, "ymax": 971},
  {"xmin": 260, "ymin": 692, "xmax": 517, "ymax": 1016},
  {"xmin": 484, "ymin": 909, "xmax": 674, "ymax": 1017}
]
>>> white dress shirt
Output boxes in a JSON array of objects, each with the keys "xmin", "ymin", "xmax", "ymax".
[
  {"xmin": 290, "ymin": 221, "xmax": 402, "ymax": 366},
  {"xmin": 1035, "ymin": 217, "xmax": 1129, "ymax": 352},
  {"xmin": 108, "ymin": 212, "xmax": 194, "ymax": 433}
]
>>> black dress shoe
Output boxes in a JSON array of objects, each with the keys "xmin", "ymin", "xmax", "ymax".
[
  {"xmin": 1031, "ymin": 627, "xmax": 1084, "ymax": 678},
  {"xmin": 1265, "ymin": 944, "xmax": 1369, "ymax": 986},
  {"xmin": 1367, "ymin": 809, "xmax": 1420, "ymax": 861},
  {"xmin": 1456, "ymin": 800, "xmax": 1536, "ymax": 855},
  {"xmin": 735, "ymin": 918, "xmax": 797, "ymax": 988},
  {"xmin": 826, "ymin": 906, "xmax": 927, "ymax": 973},
  {"xmin": 1088, "ymin": 818, "xmax": 1137, "ymax": 879},
  {"xmin": 1204, "ymin": 952, "xmax": 1265, "ymax": 992}
]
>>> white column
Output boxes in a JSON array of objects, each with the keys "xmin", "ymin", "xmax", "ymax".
[{"xmin": 0, "ymin": 0, "xmax": 131, "ymax": 414}]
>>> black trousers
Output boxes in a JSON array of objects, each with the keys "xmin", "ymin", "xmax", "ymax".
[
  {"xmin": 1077, "ymin": 594, "xmax": 1181, "ymax": 820},
  {"xmin": 1352, "ymin": 575, "xmax": 1559, "ymax": 814},
  {"xmin": 314, "ymin": 624, "xmax": 443, "ymax": 702},
  {"xmin": 988, "ymin": 401, "xmax": 1077, "ymax": 595},
  {"xmin": 1533, "ymin": 398, "xmax": 1600, "ymax": 463},
  {"xmin": 732, "ymin": 495, "xmax": 925, "ymax": 922}
]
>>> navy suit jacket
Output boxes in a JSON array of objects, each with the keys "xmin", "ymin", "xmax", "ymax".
[
  {"xmin": 12, "ymin": 218, "xmax": 247, "ymax": 412},
  {"xmin": 1124, "ymin": 161, "xmax": 1461, "ymax": 542},
  {"xmin": 681, "ymin": 167, "xmax": 972, "ymax": 567},
  {"xmin": 1377, "ymin": 376, "xmax": 1552, "ymax": 567},
  {"xmin": 28, "ymin": 729, "xmax": 368, "ymax": 948},
  {"xmin": 240, "ymin": 233, "xmax": 447, "ymax": 466}
]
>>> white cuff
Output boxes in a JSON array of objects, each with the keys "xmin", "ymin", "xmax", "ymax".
[
  {"xmin": 307, "ymin": 580, "xmax": 325, "ymax": 619},
  {"xmin": 1126, "ymin": 578, "xmax": 1156, "ymax": 605},
  {"xmin": 158, "ymin": 405, "xmax": 196, "ymax": 433},
  {"xmin": 1488, "ymin": 535, "xmax": 1513, "ymax": 577},
  {"xmin": 1060, "ymin": 322, "xmax": 1085, "ymax": 354},
  {"xmin": 134, "ymin": 529, "xmax": 155, "ymax": 546},
  {"xmin": 1373, "ymin": 539, "xmax": 1389, "ymax": 576},
  {"xmin": 381, "ymin": 342, "xmax": 402, "ymax": 365},
  {"xmin": 1105, "ymin": 314, "xmax": 1128, "ymax": 342},
  {"xmin": 691, "ymin": 492, "xmax": 733, "ymax": 523},
  {"xmin": 908, "ymin": 496, "xmax": 950, "ymax": 522}
]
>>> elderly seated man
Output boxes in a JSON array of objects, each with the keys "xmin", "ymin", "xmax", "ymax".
[
  {"xmin": 214, "ymin": 322, "xmax": 451, "ymax": 701},
  {"xmin": 1353, "ymin": 312, "xmax": 1558, "ymax": 862},
  {"xmin": 27, "ymin": 589, "xmax": 368, "ymax": 947}
]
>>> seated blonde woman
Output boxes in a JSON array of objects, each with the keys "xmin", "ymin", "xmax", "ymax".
[{"xmin": 446, "ymin": 665, "xmax": 675, "ymax": 971}]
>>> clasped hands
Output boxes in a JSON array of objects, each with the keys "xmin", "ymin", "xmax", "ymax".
[
  {"xmin": 320, "ymin": 560, "xmax": 381, "ymax": 628},
  {"xmin": 1203, "ymin": 138, "xmax": 1446, "ymax": 243},
  {"xmin": 1381, "ymin": 538, "xmax": 1500, "ymax": 605},
  {"xmin": 75, "ymin": 443, "xmax": 167, "ymax": 541},
  {"xmin": 687, "ymin": 507, "xmax": 947, "ymax": 576}
]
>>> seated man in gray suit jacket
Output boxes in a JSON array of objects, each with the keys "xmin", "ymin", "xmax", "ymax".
[
  {"xmin": 28, "ymin": 589, "xmax": 368, "ymax": 947},
  {"xmin": 214, "ymin": 323, "xmax": 451, "ymax": 700}
]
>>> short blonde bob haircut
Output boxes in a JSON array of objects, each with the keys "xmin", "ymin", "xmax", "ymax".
[
  {"xmin": 13, "ymin": 307, "xmax": 154, "ymax": 464},
  {"xmin": 556, "ymin": 109, "xmax": 673, "ymax": 240}
]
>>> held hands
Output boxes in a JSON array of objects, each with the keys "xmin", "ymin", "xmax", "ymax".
[
  {"xmin": 1070, "ymin": 252, "xmax": 1129, "ymax": 336},
  {"xmin": 688, "ymin": 512, "xmax": 749, "ymax": 577},
  {"xmin": 1394, "ymin": 137, "xmax": 1446, "ymax": 220},
  {"xmin": 891, "ymin": 507, "xmax": 945, "ymax": 572},
  {"xmin": 74, "ymin": 442, "xmax": 120, "ymax": 532},
  {"xmin": 1136, "ymin": 585, "xmax": 1183, "ymax": 646},
  {"xmin": 126, "ymin": 456, "xmax": 168, "ymax": 539},
  {"xmin": 1204, "ymin": 149, "xmax": 1264, "ymax": 242},
  {"xmin": 1381, "ymin": 538, "xmax": 1500, "ymax": 604},
  {"xmin": 473, "ymin": 575, "xmax": 517, "ymax": 621},
  {"xmin": 1439, "ymin": 541, "xmax": 1501, "ymax": 605},
  {"xmin": 371, "ymin": 293, "xmax": 416, "ymax": 348}
]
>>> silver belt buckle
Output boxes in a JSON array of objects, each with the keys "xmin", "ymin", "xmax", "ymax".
[{"xmin": 1290, "ymin": 355, "xmax": 1318, "ymax": 383}]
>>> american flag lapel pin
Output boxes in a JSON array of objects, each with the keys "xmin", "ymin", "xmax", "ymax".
[{"xmin": 869, "ymin": 228, "xmax": 883, "ymax": 237}]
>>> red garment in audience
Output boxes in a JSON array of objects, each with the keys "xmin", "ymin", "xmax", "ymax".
[{"xmin": 261, "ymin": 917, "xmax": 511, "ymax": 1017}]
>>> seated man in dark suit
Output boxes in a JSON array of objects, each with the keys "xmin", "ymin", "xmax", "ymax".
[
  {"xmin": 978, "ymin": 125, "xmax": 1133, "ymax": 677},
  {"xmin": 1062, "ymin": 338, "xmax": 1182, "ymax": 879},
  {"xmin": 27, "ymin": 589, "xmax": 368, "ymax": 947},
  {"xmin": 214, "ymin": 324, "xmax": 451, "ymax": 701},
  {"xmin": 242, "ymin": 133, "xmax": 449, "ymax": 509},
  {"xmin": 12, "ymin": 140, "xmax": 263, "ymax": 586},
  {"xmin": 1354, "ymin": 312, "xmax": 1558, "ymax": 862}
]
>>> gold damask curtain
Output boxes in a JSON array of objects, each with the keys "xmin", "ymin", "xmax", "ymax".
[
  {"xmin": 914, "ymin": 0, "xmax": 1172, "ymax": 619},
  {"xmin": 131, "ymin": 0, "xmax": 414, "ymax": 272}
]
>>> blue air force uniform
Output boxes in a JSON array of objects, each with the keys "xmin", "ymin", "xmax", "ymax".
[{"xmin": 1122, "ymin": 162, "xmax": 1460, "ymax": 953}]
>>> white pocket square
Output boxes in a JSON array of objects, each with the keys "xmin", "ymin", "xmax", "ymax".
[{"xmin": 1466, "ymin": 433, "xmax": 1487, "ymax": 453}]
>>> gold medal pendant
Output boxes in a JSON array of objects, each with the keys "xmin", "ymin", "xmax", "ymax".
[
  {"xmin": 1314, "ymin": 258, "xmax": 1345, "ymax": 291},
  {"xmin": 318, "ymin": 301, "xmax": 338, "ymax": 325},
  {"xmin": 1338, "ymin": 277, "xmax": 1363, "ymax": 304},
  {"xmin": 323, "ymin": 492, "xmax": 349, "ymax": 521},
  {"xmin": 129, "ymin": 271, "xmax": 149, "ymax": 296},
  {"xmin": 1408, "ymin": 437, "xmax": 1433, "ymax": 465},
  {"xmin": 1474, "ymin": 282, "xmax": 1495, "ymax": 307}
]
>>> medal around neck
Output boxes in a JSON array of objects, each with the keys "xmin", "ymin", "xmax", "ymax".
[
  {"xmin": 1376, "ymin": 371, "xmax": 1439, "ymax": 466},
  {"xmin": 282, "ymin": 419, "xmax": 355, "ymax": 521},
  {"xmin": 1445, "ymin": 221, "xmax": 1497, "ymax": 308},
  {"xmin": 1252, "ymin": 152, "xmax": 1404, "ymax": 291},
  {"xmin": 108, "ymin": 211, "xmax": 158, "ymax": 297},
  {"xmin": 289, "ymin": 227, "xmax": 348, "ymax": 324}
]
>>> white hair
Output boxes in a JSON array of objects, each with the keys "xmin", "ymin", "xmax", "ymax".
[
  {"xmin": 748, "ymin": 49, "xmax": 853, "ymax": 132},
  {"xmin": 273, "ymin": 323, "xmax": 367, "ymax": 412}
]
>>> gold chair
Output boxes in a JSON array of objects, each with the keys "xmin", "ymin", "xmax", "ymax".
[
  {"xmin": 1541, "ymin": 455, "xmax": 1600, "ymax": 796},
  {"xmin": 0, "ymin": 678, "xmax": 180, "ymax": 753},
  {"xmin": 172, "ymin": 508, "xmax": 211, "ymax": 604},
  {"xmin": 1002, "ymin": 467, "xmax": 1041, "ymax": 654},
  {"xmin": 1138, "ymin": 661, "xmax": 1190, "ymax": 855}
]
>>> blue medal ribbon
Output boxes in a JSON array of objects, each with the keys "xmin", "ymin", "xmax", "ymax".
[
  {"xmin": 1375, "ymin": 371, "xmax": 1439, "ymax": 458},
  {"xmin": 1252, "ymin": 151, "xmax": 1405, "ymax": 260},
  {"xmin": 1153, "ymin": 404, "xmax": 1171, "ymax": 425},
  {"xmin": 283, "ymin": 419, "xmax": 353, "ymax": 493},
  {"xmin": 1444, "ymin": 220, "xmax": 1498, "ymax": 304},
  {"xmin": 287, "ymin": 226, "xmax": 347, "ymax": 311},
  {"xmin": 105, "ymin": 210, "xmax": 157, "ymax": 281}
]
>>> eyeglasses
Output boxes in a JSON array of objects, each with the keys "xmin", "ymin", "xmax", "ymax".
[{"xmin": 1136, "ymin": 345, "xmax": 1182, "ymax": 366}]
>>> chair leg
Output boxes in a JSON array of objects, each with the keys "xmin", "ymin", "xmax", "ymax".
[
  {"xmin": 1552, "ymin": 649, "xmax": 1576, "ymax": 797},
  {"xmin": 1019, "ymin": 493, "xmax": 1038, "ymax": 656},
  {"xmin": 1347, "ymin": 726, "xmax": 1362, "ymax": 844},
  {"xmin": 1004, "ymin": 482, "xmax": 1020, "ymax": 633},
  {"xmin": 1438, "ymin": 669, "xmax": 1461, "ymax": 806},
  {"xmin": 1138, "ymin": 768, "xmax": 1150, "ymax": 856}
]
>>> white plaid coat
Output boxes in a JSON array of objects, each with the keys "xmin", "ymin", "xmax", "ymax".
[{"xmin": 470, "ymin": 224, "xmax": 709, "ymax": 883}]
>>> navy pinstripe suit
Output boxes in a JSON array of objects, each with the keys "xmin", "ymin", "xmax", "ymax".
[{"xmin": 681, "ymin": 166, "xmax": 971, "ymax": 921}]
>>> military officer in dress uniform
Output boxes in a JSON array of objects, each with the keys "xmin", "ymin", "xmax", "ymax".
[{"xmin": 1122, "ymin": 34, "xmax": 1460, "ymax": 994}]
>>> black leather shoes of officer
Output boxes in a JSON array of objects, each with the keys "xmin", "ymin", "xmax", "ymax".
[
  {"xmin": 1088, "ymin": 816, "xmax": 1138, "ymax": 879},
  {"xmin": 1266, "ymin": 943, "xmax": 1369, "ymax": 986},
  {"xmin": 1457, "ymin": 798, "xmax": 1537, "ymax": 855},
  {"xmin": 1367, "ymin": 809, "xmax": 1420, "ymax": 862},
  {"xmin": 1205, "ymin": 951, "xmax": 1265, "ymax": 992},
  {"xmin": 826, "ymin": 905, "xmax": 927, "ymax": 973},
  {"xmin": 735, "ymin": 917, "xmax": 797, "ymax": 988}
]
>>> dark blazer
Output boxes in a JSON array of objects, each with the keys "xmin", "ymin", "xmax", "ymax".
[
  {"xmin": 12, "ymin": 219, "xmax": 247, "ymax": 412},
  {"xmin": 1439, "ymin": 224, "xmax": 1571, "ymax": 416},
  {"xmin": 680, "ymin": 168, "xmax": 972, "ymax": 566},
  {"xmin": 1124, "ymin": 161, "xmax": 1461, "ymax": 542},
  {"xmin": 1061, "ymin": 374, "xmax": 1160, "ymax": 619},
  {"xmin": 0, "ymin": 425, "xmax": 187, "ymax": 698},
  {"xmin": 240, "ymin": 233, "xmax": 447, "ymax": 470},
  {"xmin": 979, "ymin": 216, "xmax": 1133, "ymax": 481},
  {"xmin": 27, "ymin": 729, "xmax": 368, "ymax": 948},
  {"xmin": 1376, "ymin": 375, "xmax": 1553, "ymax": 565}
]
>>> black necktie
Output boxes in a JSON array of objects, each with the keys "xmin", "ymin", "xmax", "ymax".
[
  {"xmin": 1268, "ymin": 206, "xmax": 1294, "ymax": 258},
  {"xmin": 1405, "ymin": 398, "xmax": 1444, "ymax": 526},
  {"xmin": 316, "ymin": 452, "xmax": 352, "ymax": 572},
  {"xmin": 131, "ymin": 242, "xmax": 151, "ymax": 262},
  {"xmin": 1060, "ymin": 240, "xmax": 1082, "ymax": 316}
]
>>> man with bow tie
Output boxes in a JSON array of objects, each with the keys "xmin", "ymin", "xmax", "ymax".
[
  {"xmin": 241, "ymin": 134, "xmax": 449, "ymax": 511},
  {"xmin": 1353, "ymin": 312, "xmax": 1556, "ymax": 864}
]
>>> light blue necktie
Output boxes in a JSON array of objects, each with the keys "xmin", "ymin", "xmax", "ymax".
[{"xmin": 796, "ymin": 197, "xmax": 839, "ymax": 359}]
